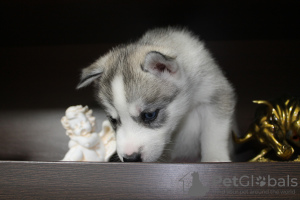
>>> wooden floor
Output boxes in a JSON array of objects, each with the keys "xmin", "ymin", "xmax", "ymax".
[{"xmin": 0, "ymin": 161, "xmax": 299, "ymax": 199}]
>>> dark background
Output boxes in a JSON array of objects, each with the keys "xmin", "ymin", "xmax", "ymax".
[
  {"xmin": 0, "ymin": 0, "xmax": 300, "ymax": 161},
  {"xmin": 1, "ymin": 0, "xmax": 299, "ymax": 46},
  {"xmin": 1, "ymin": 0, "xmax": 299, "ymax": 109}
]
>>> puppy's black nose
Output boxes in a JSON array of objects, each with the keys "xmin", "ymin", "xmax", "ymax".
[{"xmin": 123, "ymin": 153, "xmax": 142, "ymax": 162}]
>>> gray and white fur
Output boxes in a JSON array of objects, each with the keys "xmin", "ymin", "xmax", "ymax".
[{"xmin": 77, "ymin": 27, "xmax": 236, "ymax": 162}]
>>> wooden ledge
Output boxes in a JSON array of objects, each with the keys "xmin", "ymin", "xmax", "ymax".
[{"xmin": 1, "ymin": 161, "xmax": 300, "ymax": 199}]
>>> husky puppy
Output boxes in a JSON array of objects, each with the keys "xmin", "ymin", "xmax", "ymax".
[{"xmin": 77, "ymin": 27, "xmax": 236, "ymax": 162}]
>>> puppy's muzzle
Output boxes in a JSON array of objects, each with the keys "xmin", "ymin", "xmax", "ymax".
[{"xmin": 123, "ymin": 153, "xmax": 142, "ymax": 162}]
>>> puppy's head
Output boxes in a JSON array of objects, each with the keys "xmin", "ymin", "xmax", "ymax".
[{"xmin": 77, "ymin": 46, "xmax": 189, "ymax": 162}]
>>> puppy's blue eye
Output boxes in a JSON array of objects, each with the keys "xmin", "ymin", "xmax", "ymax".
[
  {"xmin": 142, "ymin": 109, "xmax": 159, "ymax": 122},
  {"xmin": 145, "ymin": 112, "xmax": 156, "ymax": 119}
]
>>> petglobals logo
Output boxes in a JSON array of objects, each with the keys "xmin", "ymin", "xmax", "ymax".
[
  {"xmin": 212, "ymin": 175, "xmax": 298, "ymax": 187},
  {"xmin": 178, "ymin": 172, "xmax": 298, "ymax": 197}
]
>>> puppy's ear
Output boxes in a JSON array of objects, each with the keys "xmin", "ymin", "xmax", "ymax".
[
  {"xmin": 142, "ymin": 51, "xmax": 179, "ymax": 78},
  {"xmin": 77, "ymin": 64, "xmax": 103, "ymax": 89}
]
